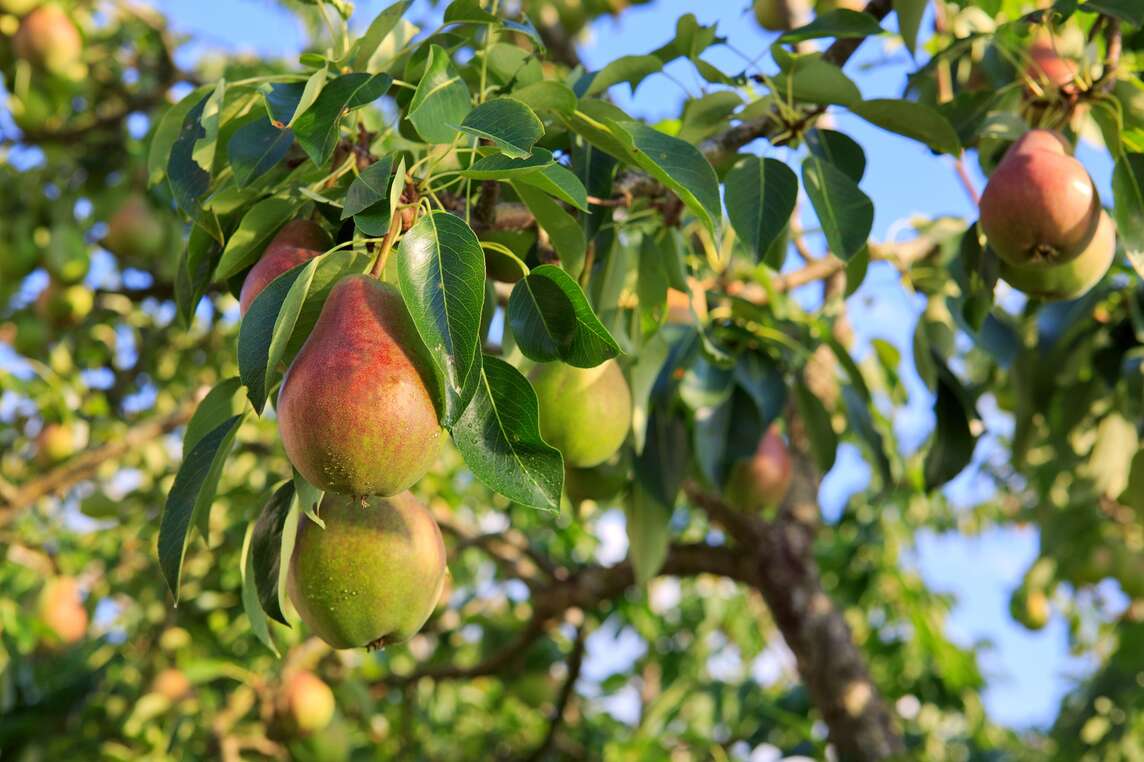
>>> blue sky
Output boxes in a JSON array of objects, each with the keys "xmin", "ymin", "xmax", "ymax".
[{"xmin": 113, "ymin": 0, "xmax": 1116, "ymax": 731}]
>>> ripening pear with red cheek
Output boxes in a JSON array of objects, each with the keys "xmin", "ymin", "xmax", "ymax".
[
  {"xmin": 287, "ymin": 492, "xmax": 447, "ymax": 650},
  {"xmin": 280, "ymin": 671, "xmax": 335, "ymax": 734},
  {"xmin": 979, "ymin": 129, "xmax": 1102, "ymax": 268},
  {"xmin": 724, "ymin": 426, "xmax": 793, "ymax": 513},
  {"xmin": 276, "ymin": 275, "xmax": 442, "ymax": 496},
  {"xmin": 239, "ymin": 220, "xmax": 331, "ymax": 315},
  {"xmin": 12, "ymin": 5, "xmax": 82, "ymax": 77}
]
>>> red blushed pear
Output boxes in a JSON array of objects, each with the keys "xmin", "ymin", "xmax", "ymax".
[
  {"xmin": 978, "ymin": 129, "xmax": 1101, "ymax": 268},
  {"xmin": 276, "ymin": 275, "xmax": 442, "ymax": 496},
  {"xmin": 12, "ymin": 5, "xmax": 82, "ymax": 77},
  {"xmin": 238, "ymin": 220, "xmax": 331, "ymax": 315},
  {"xmin": 724, "ymin": 426, "xmax": 793, "ymax": 513},
  {"xmin": 287, "ymin": 492, "xmax": 447, "ymax": 650}
]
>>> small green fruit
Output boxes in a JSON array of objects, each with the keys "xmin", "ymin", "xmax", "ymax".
[
  {"xmin": 530, "ymin": 359, "xmax": 631, "ymax": 469},
  {"xmin": 36, "ymin": 421, "xmax": 83, "ymax": 464},
  {"xmin": 282, "ymin": 671, "xmax": 335, "ymax": 734},
  {"xmin": 564, "ymin": 453, "xmax": 629, "ymax": 503},
  {"xmin": 287, "ymin": 492, "xmax": 447, "ymax": 650}
]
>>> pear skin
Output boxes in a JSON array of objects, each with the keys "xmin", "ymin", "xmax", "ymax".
[
  {"xmin": 239, "ymin": 220, "xmax": 331, "ymax": 315},
  {"xmin": 287, "ymin": 492, "xmax": 446, "ymax": 649},
  {"xmin": 530, "ymin": 359, "xmax": 631, "ymax": 469},
  {"xmin": 277, "ymin": 275, "xmax": 442, "ymax": 496}
]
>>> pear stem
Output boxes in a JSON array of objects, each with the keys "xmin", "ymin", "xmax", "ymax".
[{"xmin": 370, "ymin": 210, "xmax": 404, "ymax": 279}]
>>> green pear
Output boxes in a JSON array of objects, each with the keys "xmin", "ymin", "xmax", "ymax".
[
  {"xmin": 530, "ymin": 359, "xmax": 631, "ymax": 469},
  {"xmin": 239, "ymin": 219, "xmax": 330, "ymax": 315},
  {"xmin": 564, "ymin": 452, "xmax": 629, "ymax": 503},
  {"xmin": 287, "ymin": 492, "xmax": 447, "ymax": 649},
  {"xmin": 277, "ymin": 275, "xmax": 442, "ymax": 496}
]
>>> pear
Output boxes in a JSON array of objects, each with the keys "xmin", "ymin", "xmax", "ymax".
[
  {"xmin": 13, "ymin": 5, "xmax": 82, "ymax": 77},
  {"xmin": 724, "ymin": 426, "xmax": 793, "ymax": 513},
  {"xmin": 281, "ymin": 671, "xmax": 335, "ymax": 734},
  {"xmin": 530, "ymin": 359, "xmax": 631, "ymax": 469},
  {"xmin": 287, "ymin": 492, "xmax": 446, "ymax": 650},
  {"xmin": 104, "ymin": 194, "xmax": 167, "ymax": 264},
  {"xmin": 39, "ymin": 576, "xmax": 87, "ymax": 644},
  {"xmin": 277, "ymin": 275, "xmax": 442, "ymax": 496},
  {"xmin": 999, "ymin": 211, "xmax": 1116, "ymax": 301},
  {"xmin": 239, "ymin": 220, "xmax": 331, "ymax": 315},
  {"xmin": 979, "ymin": 129, "xmax": 1101, "ymax": 267}
]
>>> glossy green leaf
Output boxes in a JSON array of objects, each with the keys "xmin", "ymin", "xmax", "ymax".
[
  {"xmin": 606, "ymin": 120, "xmax": 722, "ymax": 232},
  {"xmin": 348, "ymin": 0, "xmax": 411, "ymax": 71},
  {"xmin": 585, "ymin": 54, "xmax": 663, "ymax": 96},
  {"xmin": 452, "ymin": 355, "xmax": 563, "ymax": 510},
  {"xmin": 514, "ymin": 162, "xmax": 589, "ymax": 211},
  {"xmin": 508, "ymin": 264, "xmax": 621, "ymax": 366},
  {"xmin": 849, "ymin": 98, "xmax": 961, "ymax": 155},
  {"xmin": 924, "ymin": 361, "xmax": 978, "ymax": 490},
  {"xmin": 629, "ymin": 408, "xmax": 688, "ymax": 583},
  {"xmin": 398, "ymin": 211, "xmax": 486, "ymax": 426},
  {"xmin": 250, "ymin": 481, "xmax": 297, "ymax": 626},
  {"xmin": 214, "ymin": 196, "xmax": 299, "ymax": 280},
  {"xmin": 149, "ymin": 85, "xmax": 211, "ymax": 187},
  {"xmin": 293, "ymin": 72, "xmax": 392, "ymax": 165},
  {"xmin": 893, "ymin": 0, "xmax": 927, "ymax": 55},
  {"xmin": 462, "ymin": 147, "xmax": 554, "ymax": 179},
  {"xmin": 184, "ymin": 377, "xmax": 244, "ymax": 453},
  {"xmin": 511, "ymin": 80, "xmax": 577, "ymax": 116},
  {"xmin": 459, "ymin": 97, "xmax": 544, "ymax": 158},
  {"xmin": 342, "ymin": 156, "xmax": 396, "ymax": 219},
  {"xmin": 241, "ymin": 522, "xmax": 279, "ymax": 655},
  {"xmin": 158, "ymin": 415, "xmax": 243, "ymax": 600},
  {"xmin": 408, "ymin": 45, "xmax": 472, "ymax": 144},
  {"xmin": 794, "ymin": 379, "xmax": 837, "ymax": 472},
  {"xmin": 724, "ymin": 156, "xmax": 798, "ymax": 262},
  {"xmin": 802, "ymin": 157, "xmax": 873, "ymax": 261},
  {"xmin": 228, "ymin": 118, "xmax": 293, "ymax": 188},
  {"xmin": 166, "ymin": 91, "xmax": 213, "ymax": 216},
  {"xmin": 806, "ymin": 128, "xmax": 866, "ymax": 182},
  {"xmin": 772, "ymin": 56, "xmax": 860, "ymax": 107},
  {"xmin": 1112, "ymin": 153, "xmax": 1144, "ymax": 277}
]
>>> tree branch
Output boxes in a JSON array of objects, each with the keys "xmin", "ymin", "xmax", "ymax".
[
  {"xmin": 0, "ymin": 399, "xmax": 199, "ymax": 515},
  {"xmin": 526, "ymin": 624, "xmax": 587, "ymax": 762}
]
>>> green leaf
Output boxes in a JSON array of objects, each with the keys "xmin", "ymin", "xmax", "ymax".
[
  {"xmin": 228, "ymin": 118, "xmax": 293, "ymax": 188},
  {"xmin": 924, "ymin": 361, "xmax": 978, "ymax": 490},
  {"xmin": 177, "ymin": 224, "xmax": 221, "ymax": 326},
  {"xmin": 794, "ymin": 379, "xmax": 836, "ymax": 472},
  {"xmin": 513, "ymin": 182, "xmax": 587, "ymax": 277},
  {"xmin": 293, "ymin": 72, "xmax": 392, "ymax": 165},
  {"xmin": 452, "ymin": 355, "xmax": 563, "ymax": 510},
  {"xmin": 287, "ymin": 67, "xmax": 327, "ymax": 127},
  {"xmin": 284, "ymin": 249, "xmax": 373, "ymax": 358},
  {"xmin": 458, "ymin": 97, "xmax": 544, "ymax": 159},
  {"xmin": 264, "ymin": 80, "xmax": 305, "ymax": 124},
  {"xmin": 461, "ymin": 147, "xmax": 555, "ymax": 179},
  {"xmin": 511, "ymin": 80, "xmax": 577, "ymax": 116},
  {"xmin": 779, "ymin": 9, "xmax": 885, "ymax": 43},
  {"xmin": 841, "ymin": 386, "xmax": 892, "ymax": 486},
  {"xmin": 158, "ymin": 415, "xmax": 243, "ymax": 601},
  {"xmin": 605, "ymin": 120, "xmax": 722, "ymax": 232},
  {"xmin": 563, "ymin": 100, "xmax": 638, "ymax": 162},
  {"xmin": 585, "ymin": 54, "xmax": 663, "ymax": 97},
  {"xmin": 237, "ymin": 257, "xmax": 318, "ymax": 413},
  {"xmin": 849, "ymin": 99, "xmax": 961, "ymax": 155},
  {"xmin": 515, "ymin": 162, "xmax": 589, "ymax": 211},
  {"xmin": 398, "ymin": 211, "xmax": 486, "ymax": 426},
  {"xmin": 149, "ymin": 85, "xmax": 211, "ymax": 187},
  {"xmin": 408, "ymin": 45, "xmax": 472, "ymax": 144},
  {"xmin": 342, "ymin": 155, "xmax": 395, "ymax": 219},
  {"xmin": 508, "ymin": 265, "xmax": 621, "ymax": 367},
  {"xmin": 805, "ymin": 128, "xmax": 866, "ymax": 182},
  {"xmin": 637, "ymin": 234, "xmax": 670, "ymax": 335},
  {"xmin": 241, "ymin": 523, "xmax": 279, "ymax": 655},
  {"xmin": 348, "ymin": 0, "xmax": 411, "ymax": 71},
  {"xmin": 1079, "ymin": 0, "xmax": 1142, "ymax": 24},
  {"xmin": 184, "ymin": 378, "xmax": 245, "ymax": 453},
  {"xmin": 893, "ymin": 0, "xmax": 927, "ymax": 55},
  {"xmin": 166, "ymin": 91, "xmax": 213, "ymax": 217},
  {"xmin": 629, "ymin": 408, "xmax": 688, "ymax": 583},
  {"xmin": 251, "ymin": 481, "xmax": 299, "ymax": 626},
  {"xmin": 802, "ymin": 157, "xmax": 873, "ymax": 261},
  {"xmin": 678, "ymin": 91, "xmax": 742, "ymax": 143},
  {"xmin": 1112, "ymin": 153, "xmax": 1144, "ymax": 278},
  {"xmin": 214, "ymin": 196, "xmax": 299, "ymax": 280},
  {"xmin": 772, "ymin": 56, "xmax": 861, "ymax": 107},
  {"xmin": 443, "ymin": 0, "xmax": 497, "ymax": 22},
  {"xmin": 724, "ymin": 156, "xmax": 798, "ymax": 262}
]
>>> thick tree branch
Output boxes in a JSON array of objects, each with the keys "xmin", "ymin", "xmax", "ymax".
[
  {"xmin": 685, "ymin": 463, "xmax": 905, "ymax": 760},
  {"xmin": 0, "ymin": 399, "xmax": 199, "ymax": 515}
]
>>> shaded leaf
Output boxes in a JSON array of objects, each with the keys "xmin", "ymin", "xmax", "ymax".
[
  {"xmin": 802, "ymin": 157, "xmax": 873, "ymax": 261},
  {"xmin": 293, "ymin": 72, "xmax": 392, "ymax": 165},
  {"xmin": 779, "ymin": 9, "xmax": 885, "ymax": 43},
  {"xmin": 724, "ymin": 156, "xmax": 798, "ymax": 262},
  {"xmin": 849, "ymin": 98, "xmax": 961, "ymax": 155},
  {"xmin": 408, "ymin": 45, "xmax": 472, "ymax": 144},
  {"xmin": 508, "ymin": 264, "xmax": 621, "ymax": 366}
]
